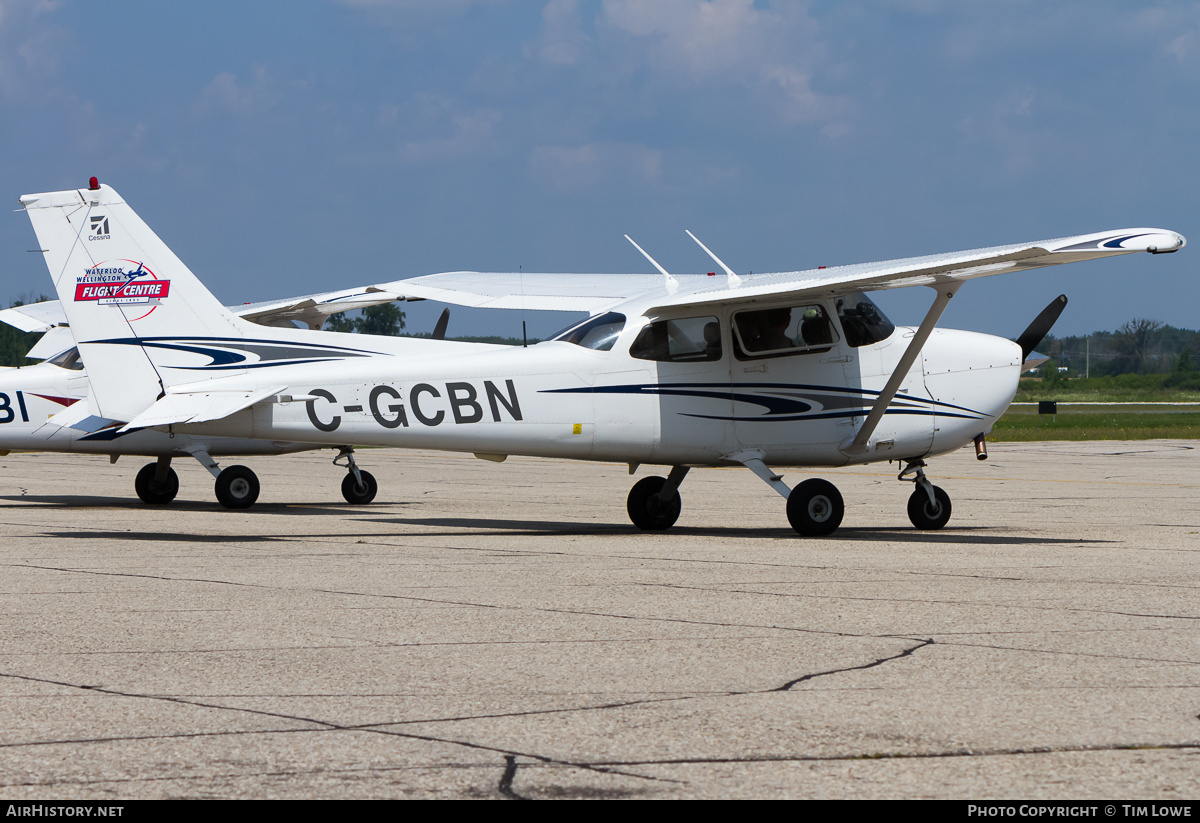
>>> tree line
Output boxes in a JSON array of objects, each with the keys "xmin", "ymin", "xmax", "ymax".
[{"xmin": 1038, "ymin": 319, "xmax": 1199, "ymax": 380}]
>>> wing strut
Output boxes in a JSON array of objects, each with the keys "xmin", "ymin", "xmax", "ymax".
[{"xmin": 842, "ymin": 282, "xmax": 962, "ymax": 455}]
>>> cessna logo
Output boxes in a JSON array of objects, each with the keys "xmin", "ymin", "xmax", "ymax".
[
  {"xmin": 88, "ymin": 215, "xmax": 111, "ymax": 240},
  {"xmin": 75, "ymin": 261, "xmax": 171, "ymax": 305}
]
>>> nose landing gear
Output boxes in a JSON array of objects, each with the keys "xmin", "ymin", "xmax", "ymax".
[
  {"xmin": 335, "ymin": 447, "xmax": 378, "ymax": 504},
  {"xmin": 900, "ymin": 459, "xmax": 952, "ymax": 530}
]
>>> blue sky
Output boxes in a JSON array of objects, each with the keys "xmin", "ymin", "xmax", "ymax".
[{"xmin": 1, "ymin": 0, "xmax": 1196, "ymax": 340}]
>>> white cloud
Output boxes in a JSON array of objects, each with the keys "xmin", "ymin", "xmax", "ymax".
[
  {"xmin": 532, "ymin": 0, "xmax": 590, "ymax": 67},
  {"xmin": 1165, "ymin": 30, "xmax": 1196, "ymax": 63},
  {"xmin": 0, "ymin": 0, "xmax": 67, "ymax": 99},
  {"xmin": 530, "ymin": 141, "xmax": 662, "ymax": 189},
  {"xmin": 196, "ymin": 67, "xmax": 274, "ymax": 115},
  {"xmin": 395, "ymin": 106, "xmax": 503, "ymax": 163},
  {"xmin": 599, "ymin": 0, "xmax": 844, "ymax": 127}
]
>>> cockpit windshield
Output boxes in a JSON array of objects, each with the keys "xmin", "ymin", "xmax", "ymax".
[
  {"xmin": 835, "ymin": 292, "xmax": 895, "ymax": 348},
  {"xmin": 549, "ymin": 312, "xmax": 626, "ymax": 351}
]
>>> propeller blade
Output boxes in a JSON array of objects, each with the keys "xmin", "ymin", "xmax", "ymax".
[
  {"xmin": 1016, "ymin": 294, "xmax": 1067, "ymax": 362},
  {"xmin": 431, "ymin": 307, "xmax": 450, "ymax": 340}
]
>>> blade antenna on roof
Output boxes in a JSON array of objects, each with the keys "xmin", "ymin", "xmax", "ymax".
[
  {"xmin": 625, "ymin": 235, "xmax": 678, "ymax": 289},
  {"xmin": 685, "ymin": 230, "xmax": 742, "ymax": 286}
]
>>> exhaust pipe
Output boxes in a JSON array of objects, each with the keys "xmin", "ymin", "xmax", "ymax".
[{"xmin": 974, "ymin": 433, "xmax": 988, "ymax": 461}]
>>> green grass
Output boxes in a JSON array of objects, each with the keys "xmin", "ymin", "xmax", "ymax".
[
  {"xmin": 990, "ymin": 409, "xmax": 1200, "ymax": 441},
  {"xmin": 1014, "ymin": 376, "xmax": 1200, "ymax": 403}
]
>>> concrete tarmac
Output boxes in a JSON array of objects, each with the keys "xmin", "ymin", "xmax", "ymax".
[{"xmin": 0, "ymin": 441, "xmax": 1197, "ymax": 800}]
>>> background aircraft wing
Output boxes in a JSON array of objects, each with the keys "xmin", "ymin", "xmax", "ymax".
[
  {"xmin": 373, "ymin": 228, "xmax": 1184, "ymax": 315},
  {"xmin": 0, "ymin": 301, "xmax": 67, "ymax": 332},
  {"xmin": 0, "ymin": 287, "xmax": 409, "ymax": 347},
  {"xmin": 227, "ymin": 286, "xmax": 407, "ymax": 329},
  {"xmin": 373, "ymin": 271, "xmax": 669, "ymax": 313}
]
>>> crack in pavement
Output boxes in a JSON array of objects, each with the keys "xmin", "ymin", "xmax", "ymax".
[
  {"xmin": 1, "ymin": 630, "xmax": 1189, "ymax": 796},
  {"xmin": 580, "ymin": 740, "xmax": 1200, "ymax": 768},
  {"xmin": 637, "ymin": 581, "xmax": 1200, "ymax": 622},
  {"xmin": 774, "ymin": 639, "xmax": 933, "ymax": 691},
  {"xmin": 0, "ymin": 669, "xmax": 679, "ymax": 790}
]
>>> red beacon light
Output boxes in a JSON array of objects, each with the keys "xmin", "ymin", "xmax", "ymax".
[{"xmin": 88, "ymin": 176, "xmax": 100, "ymax": 190}]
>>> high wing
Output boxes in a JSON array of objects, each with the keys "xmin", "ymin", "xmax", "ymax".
[
  {"xmin": 229, "ymin": 286, "xmax": 406, "ymax": 329},
  {"xmin": 0, "ymin": 287, "xmax": 407, "ymax": 337},
  {"xmin": 374, "ymin": 228, "xmax": 1185, "ymax": 315},
  {"xmin": 0, "ymin": 301, "xmax": 68, "ymax": 333}
]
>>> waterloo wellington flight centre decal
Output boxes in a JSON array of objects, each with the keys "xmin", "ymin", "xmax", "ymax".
[{"xmin": 75, "ymin": 260, "xmax": 171, "ymax": 305}]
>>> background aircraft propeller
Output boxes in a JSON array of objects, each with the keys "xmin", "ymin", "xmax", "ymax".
[{"xmin": 432, "ymin": 308, "xmax": 450, "ymax": 340}]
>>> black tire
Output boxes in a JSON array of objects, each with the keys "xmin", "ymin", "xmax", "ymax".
[
  {"xmin": 907, "ymin": 485, "xmax": 951, "ymax": 530},
  {"xmin": 627, "ymin": 476, "xmax": 681, "ymax": 530},
  {"xmin": 215, "ymin": 465, "xmax": 260, "ymax": 509},
  {"xmin": 341, "ymin": 470, "xmax": 378, "ymax": 504},
  {"xmin": 786, "ymin": 478, "xmax": 844, "ymax": 536},
  {"xmin": 134, "ymin": 462, "xmax": 179, "ymax": 505}
]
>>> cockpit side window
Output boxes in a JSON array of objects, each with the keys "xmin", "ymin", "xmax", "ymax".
[
  {"xmin": 47, "ymin": 347, "xmax": 84, "ymax": 371},
  {"xmin": 629, "ymin": 316, "xmax": 722, "ymax": 362},
  {"xmin": 835, "ymin": 292, "xmax": 895, "ymax": 348},
  {"xmin": 550, "ymin": 311, "xmax": 626, "ymax": 351},
  {"xmin": 731, "ymin": 304, "xmax": 837, "ymax": 360}
]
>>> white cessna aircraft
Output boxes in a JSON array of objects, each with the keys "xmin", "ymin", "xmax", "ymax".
[
  {"xmin": 22, "ymin": 179, "xmax": 1185, "ymax": 534},
  {"xmin": 0, "ymin": 280, "xmax": 411, "ymax": 507}
]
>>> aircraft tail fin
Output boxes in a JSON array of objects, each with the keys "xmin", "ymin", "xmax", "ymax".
[{"xmin": 22, "ymin": 180, "xmax": 254, "ymax": 420}]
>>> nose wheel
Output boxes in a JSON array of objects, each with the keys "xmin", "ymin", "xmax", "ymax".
[
  {"xmin": 900, "ymin": 460, "xmax": 952, "ymax": 530},
  {"xmin": 341, "ymin": 470, "xmax": 378, "ymax": 504},
  {"xmin": 335, "ymin": 447, "xmax": 378, "ymax": 504}
]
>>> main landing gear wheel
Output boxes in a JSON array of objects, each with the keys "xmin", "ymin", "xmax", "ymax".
[
  {"xmin": 341, "ymin": 470, "xmax": 378, "ymax": 504},
  {"xmin": 907, "ymin": 485, "xmax": 951, "ymax": 530},
  {"xmin": 134, "ymin": 463, "xmax": 179, "ymax": 505},
  {"xmin": 215, "ymin": 465, "xmax": 260, "ymax": 509},
  {"xmin": 627, "ymin": 476, "xmax": 682, "ymax": 531},
  {"xmin": 787, "ymin": 478, "xmax": 844, "ymax": 537}
]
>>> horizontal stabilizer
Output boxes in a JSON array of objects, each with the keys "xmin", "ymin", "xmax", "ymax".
[
  {"xmin": 120, "ymin": 385, "xmax": 286, "ymax": 432},
  {"xmin": 43, "ymin": 399, "xmax": 120, "ymax": 434}
]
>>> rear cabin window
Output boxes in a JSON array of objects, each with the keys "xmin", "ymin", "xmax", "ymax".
[
  {"xmin": 732, "ymin": 304, "xmax": 836, "ymax": 360},
  {"xmin": 550, "ymin": 312, "xmax": 626, "ymax": 351},
  {"xmin": 630, "ymin": 316, "xmax": 722, "ymax": 362}
]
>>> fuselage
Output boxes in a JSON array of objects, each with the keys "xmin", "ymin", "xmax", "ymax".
[{"xmin": 172, "ymin": 297, "xmax": 1023, "ymax": 468}]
